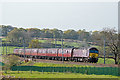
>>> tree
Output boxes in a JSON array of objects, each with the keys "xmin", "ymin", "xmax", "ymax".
[
  {"xmin": 41, "ymin": 29, "xmax": 53, "ymax": 38},
  {"xmin": 102, "ymin": 28, "xmax": 119, "ymax": 64},
  {"xmin": 27, "ymin": 28, "xmax": 41, "ymax": 38},
  {"xmin": 91, "ymin": 31, "xmax": 100, "ymax": 42},
  {"xmin": 2, "ymin": 55, "xmax": 20, "ymax": 71},
  {"xmin": 0, "ymin": 25, "xmax": 14, "ymax": 36},
  {"xmin": 92, "ymin": 28, "xmax": 119, "ymax": 64},
  {"xmin": 50, "ymin": 29, "xmax": 62, "ymax": 38},
  {"xmin": 28, "ymin": 39, "xmax": 42, "ymax": 48},
  {"xmin": 63, "ymin": 30, "xmax": 78, "ymax": 39},
  {"xmin": 77, "ymin": 29, "xmax": 90, "ymax": 41},
  {"xmin": 118, "ymin": 33, "xmax": 120, "ymax": 64},
  {"xmin": 7, "ymin": 28, "xmax": 32, "ymax": 45}
]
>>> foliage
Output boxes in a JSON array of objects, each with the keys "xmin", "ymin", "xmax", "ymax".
[
  {"xmin": 1, "ymin": 25, "xmax": 94, "ymax": 42},
  {"xmin": 7, "ymin": 28, "xmax": 32, "ymax": 45},
  {"xmin": 2, "ymin": 55, "xmax": 20, "ymax": 70},
  {"xmin": 26, "ymin": 28, "xmax": 41, "ymax": 38},
  {"xmin": 28, "ymin": 39, "xmax": 54, "ymax": 48},
  {"xmin": 28, "ymin": 39, "xmax": 41, "ymax": 48},
  {"xmin": 77, "ymin": 29, "xmax": 90, "ymax": 41},
  {"xmin": 63, "ymin": 30, "xmax": 78, "ymax": 40},
  {"xmin": 0, "ymin": 25, "xmax": 14, "ymax": 36}
]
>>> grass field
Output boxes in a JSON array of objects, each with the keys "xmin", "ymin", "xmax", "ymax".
[
  {"xmin": 33, "ymin": 62, "xmax": 92, "ymax": 67},
  {"xmin": 38, "ymin": 39, "xmax": 82, "ymax": 47},
  {"xmin": 97, "ymin": 58, "xmax": 115, "ymax": 64},
  {"xmin": 2, "ymin": 71, "xmax": 119, "ymax": 78}
]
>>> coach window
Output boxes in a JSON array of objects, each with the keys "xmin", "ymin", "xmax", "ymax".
[
  {"xmin": 63, "ymin": 50, "xmax": 66, "ymax": 54},
  {"xmin": 67, "ymin": 51, "xmax": 68, "ymax": 53},
  {"xmin": 43, "ymin": 50, "xmax": 46, "ymax": 53}
]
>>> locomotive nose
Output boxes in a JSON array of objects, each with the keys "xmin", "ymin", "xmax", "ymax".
[{"xmin": 92, "ymin": 54, "xmax": 95, "ymax": 58}]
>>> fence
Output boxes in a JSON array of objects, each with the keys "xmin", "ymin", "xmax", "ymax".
[{"xmin": 11, "ymin": 66, "xmax": 119, "ymax": 76}]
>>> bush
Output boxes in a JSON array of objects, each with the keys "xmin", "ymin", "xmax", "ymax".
[{"xmin": 2, "ymin": 55, "xmax": 20, "ymax": 70}]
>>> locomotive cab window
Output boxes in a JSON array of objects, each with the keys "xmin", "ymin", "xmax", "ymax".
[{"xmin": 89, "ymin": 48, "xmax": 98, "ymax": 54}]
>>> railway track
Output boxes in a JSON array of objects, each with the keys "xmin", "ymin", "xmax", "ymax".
[{"xmin": 19, "ymin": 56, "xmax": 118, "ymax": 67}]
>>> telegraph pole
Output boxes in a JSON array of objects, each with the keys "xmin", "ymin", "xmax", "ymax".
[
  {"xmin": 6, "ymin": 40, "xmax": 7, "ymax": 55},
  {"xmin": 0, "ymin": 38, "xmax": 2, "ymax": 55},
  {"xmin": 23, "ymin": 38, "xmax": 25, "ymax": 60},
  {"xmin": 55, "ymin": 37, "xmax": 57, "ymax": 48},
  {"xmin": 3, "ymin": 43, "xmax": 4, "ymax": 54},
  {"xmin": 103, "ymin": 38, "xmax": 106, "ymax": 64},
  {"xmin": 53, "ymin": 33, "xmax": 57, "ymax": 48},
  {"xmin": 6, "ymin": 27, "xmax": 7, "ymax": 55},
  {"xmin": 0, "ymin": 27, "xmax": 2, "ymax": 55},
  {"xmin": 61, "ymin": 33, "xmax": 64, "ymax": 63}
]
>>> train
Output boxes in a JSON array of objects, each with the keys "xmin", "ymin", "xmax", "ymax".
[{"xmin": 14, "ymin": 47, "xmax": 99, "ymax": 63}]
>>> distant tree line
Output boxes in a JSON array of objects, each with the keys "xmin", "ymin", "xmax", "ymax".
[
  {"xmin": 0, "ymin": 25, "xmax": 14, "ymax": 36},
  {"xmin": 0, "ymin": 25, "xmax": 96, "ymax": 42}
]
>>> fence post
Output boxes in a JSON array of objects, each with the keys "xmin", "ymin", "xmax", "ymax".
[
  {"xmin": 30, "ymin": 70, "xmax": 32, "ymax": 74},
  {"xmin": 52, "ymin": 69, "xmax": 54, "ymax": 73},
  {"xmin": 18, "ymin": 70, "xmax": 19, "ymax": 73},
  {"xmin": 42, "ymin": 70, "xmax": 44, "ymax": 74}
]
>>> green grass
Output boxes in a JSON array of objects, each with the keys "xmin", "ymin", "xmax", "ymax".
[
  {"xmin": 0, "ymin": 46, "xmax": 24, "ymax": 54},
  {"xmin": 39, "ymin": 39, "xmax": 64, "ymax": 44},
  {"xmin": 1, "ymin": 38, "xmax": 6, "ymax": 41},
  {"xmin": 33, "ymin": 62, "xmax": 92, "ymax": 67},
  {"xmin": 97, "ymin": 58, "xmax": 115, "ymax": 64},
  {"xmin": 20, "ymin": 61, "xmax": 34, "ymax": 66},
  {"xmin": 2, "ymin": 71, "xmax": 119, "ymax": 78},
  {"xmin": 38, "ymin": 40, "xmax": 48, "ymax": 43},
  {"xmin": 38, "ymin": 39, "xmax": 82, "ymax": 47}
]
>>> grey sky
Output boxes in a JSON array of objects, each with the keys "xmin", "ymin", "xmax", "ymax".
[{"xmin": 0, "ymin": 1, "xmax": 118, "ymax": 31}]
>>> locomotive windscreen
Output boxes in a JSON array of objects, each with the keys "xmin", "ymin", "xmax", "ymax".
[{"xmin": 89, "ymin": 48, "xmax": 98, "ymax": 54}]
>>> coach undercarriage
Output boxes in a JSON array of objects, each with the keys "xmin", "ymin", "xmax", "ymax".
[{"xmin": 17, "ymin": 54, "xmax": 89, "ymax": 62}]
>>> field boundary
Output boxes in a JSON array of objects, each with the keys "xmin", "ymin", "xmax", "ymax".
[{"xmin": 11, "ymin": 66, "xmax": 119, "ymax": 76}]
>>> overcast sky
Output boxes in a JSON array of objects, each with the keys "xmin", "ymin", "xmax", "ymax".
[{"xmin": 0, "ymin": 0, "xmax": 118, "ymax": 31}]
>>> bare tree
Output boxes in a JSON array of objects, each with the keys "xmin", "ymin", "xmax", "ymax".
[
  {"xmin": 92, "ymin": 28, "xmax": 119, "ymax": 64},
  {"xmin": 100, "ymin": 28, "xmax": 119, "ymax": 64},
  {"xmin": 118, "ymin": 33, "xmax": 120, "ymax": 64}
]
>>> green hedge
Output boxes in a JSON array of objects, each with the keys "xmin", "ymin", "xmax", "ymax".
[{"xmin": 11, "ymin": 66, "xmax": 119, "ymax": 76}]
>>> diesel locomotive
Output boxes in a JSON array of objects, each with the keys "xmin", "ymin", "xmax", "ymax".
[{"xmin": 14, "ymin": 47, "xmax": 99, "ymax": 63}]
